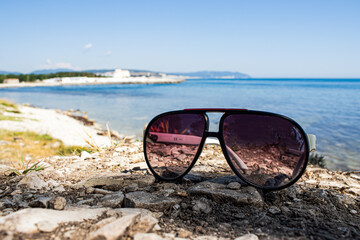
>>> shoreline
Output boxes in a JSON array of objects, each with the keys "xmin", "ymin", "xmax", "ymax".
[
  {"xmin": 0, "ymin": 76, "xmax": 186, "ymax": 89},
  {"xmin": 0, "ymin": 100, "xmax": 128, "ymax": 147}
]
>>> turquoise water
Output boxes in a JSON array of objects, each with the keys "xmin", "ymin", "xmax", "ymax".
[{"xmin": 1, "ymin": 78, "xmax": 359, "ymax": 171}]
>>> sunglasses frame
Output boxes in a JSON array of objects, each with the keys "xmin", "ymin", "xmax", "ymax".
[{"xmin": 143, "ymin": 109, "xmax": 310, "ymax": 191}]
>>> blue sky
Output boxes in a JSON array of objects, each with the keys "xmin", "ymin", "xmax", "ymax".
[{"xmin": 0, "ymin": 0, "xmax": 359, "ymax": 77}]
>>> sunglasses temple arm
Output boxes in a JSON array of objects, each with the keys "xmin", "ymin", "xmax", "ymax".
[
  {"xmin": 307, "ymin": 134, "xmax": 316, "ymax": 152},
  {"xmin": 205, "ymin": 138, "xmax": 248, "ymax": 170},
  {"xmin": 292, "ymin": 134, "xmax": 317, "ymax": 178}
]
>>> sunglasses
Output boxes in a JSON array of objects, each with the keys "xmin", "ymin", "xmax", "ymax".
[{"xmin": 143, "ymin": 109, "xmax": 316, "ymax": 190}]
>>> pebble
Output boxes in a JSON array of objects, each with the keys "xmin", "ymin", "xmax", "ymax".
[
  {"xmin": 97, "ymin": 190, "xmax": 124, "ymax": 208},
  {"xmin": 29, "ymin": 197, "xmax": 51, "ymax": 208},
  {"xmin": 192, "ymin": 199, "xmax": 212, "ymax": 214},
  {"xmin": 268, "ymin": 206, "xmax": 281, "ymax": 215},
  {"xmin": 124, "ymin": 191, "xmax": 181, "ymax": 212},
  {"xmin": 48, "ymin": 197, "xmax": 67, "ymax": 210},
  {"xmin": 350, "ymin": 209, "xmax": 357, "ymax": 214},
  {"xmin": 226, "ymin": 182, "xmax": 242, "ymax": 190},
  {"xmin": 177, "ymin": 228, "xmax": 192, "ymax": 238},
  {"xmin": 133, "ymin": 233, "xmax": 166, "ymax": 240},
  {"xmin": 16, "ymin": 172, "xmax": 48, "ymax": 190},
  {"xmin": 80, "ymin": 151, "xmax": 92, "ymax": 160},
  {"xmin": 235, "ymin": 234, "xmax": 259, "ymax": 240},
  {"xmin": 93, "ymin": 188, "xmax": 113, "ymax": 194}
]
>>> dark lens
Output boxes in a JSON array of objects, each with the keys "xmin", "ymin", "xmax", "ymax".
[
  {"xmin": 145, "ymin": 113, "xmax": 206, "ymax": 179},
  {"xmin": 222, "ymin": 113, "xmax": 307, "ymax": 188}
]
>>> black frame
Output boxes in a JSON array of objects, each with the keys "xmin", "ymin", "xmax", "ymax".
[{"xmin": 143, "ymin": 109, "xmax": 310, "ymax": 191}]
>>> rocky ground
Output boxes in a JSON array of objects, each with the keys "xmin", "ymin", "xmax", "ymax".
[{"xmin": 0, "ymin": 143, "xmax": 359, "ymax": 240}]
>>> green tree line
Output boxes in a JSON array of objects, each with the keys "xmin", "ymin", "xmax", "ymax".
[{"xmin": 0, "ymin": 72, "xmax": 99, "ymax": 83}]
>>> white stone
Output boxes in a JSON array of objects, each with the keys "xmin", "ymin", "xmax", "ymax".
[
  {"xmin": 80, "ymin": 151, "xmax": 92, "ymax": 160},
  {"xmin": 0, "ymin": 207, "xmax": 107, "ymax": 233},
  {"xmin": 134, "ymin": 233, "xmax": 166, "ymax": 240},
  {"xmin": 234, "ymin": 234, "xmax": 259, "ymax": 240},
  {"xmin": 16, "ymin": 172, "xmax": 48, "ymax": 190},
  {"xmin": 88, "ymin": 213, "xmax": 140, "ymax": 240},
  {"xmin": 0, "ymin": 164, "xmax": 13, "ymax": 177},
  {"xmin": 193, "ymin": 236, "xmax": 218, "ymax": 240}
]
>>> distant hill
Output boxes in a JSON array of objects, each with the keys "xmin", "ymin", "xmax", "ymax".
[
  {"xmin": 1, "ymin": 69, "xmax": 251, "ymax": 79},
  {"xmin": 30, "ymin": 68, "xmax": 77, "ymax": 74},
  {"xmin": 0, "ymin": 71, "xmax": 22, "ymax": 75},
  {"xmin": 168, "ymin": 71, "xmax": 251, "ymax": 79}
]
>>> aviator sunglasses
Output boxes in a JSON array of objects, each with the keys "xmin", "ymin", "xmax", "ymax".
[{"xmin": 143, "ymin": 109, "xmax": 316, "ymax": 190}]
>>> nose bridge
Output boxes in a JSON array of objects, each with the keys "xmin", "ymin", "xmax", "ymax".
[{"xmin": 206, "ymin": 131, "xmax": 219, "ymax": 138}]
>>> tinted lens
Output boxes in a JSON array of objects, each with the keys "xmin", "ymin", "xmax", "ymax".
[
  {"xmin": 145, "ymin": 113, "xmax": 206, "ymax": 179},
  {"xmin": 222, "ymin": 114, "xmax": 307, "ymax": 188}
]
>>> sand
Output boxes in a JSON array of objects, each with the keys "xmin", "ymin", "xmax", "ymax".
[{"xmin": 0, "ymin": 104, "xmax": 113, "ymax": 147}]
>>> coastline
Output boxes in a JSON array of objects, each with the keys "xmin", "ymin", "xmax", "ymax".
[
  {"xmin": 0, "ymin": 101, "xmax": 126, "ymax": 147},
  {"xmin": 0, "ymin": 76, "xmax": 186, "ymax": 89}
]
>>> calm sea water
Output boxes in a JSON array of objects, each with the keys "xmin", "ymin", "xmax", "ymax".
[{"xmin": 1, "ymin": 78, "xmax": 359, "ymax": 171}]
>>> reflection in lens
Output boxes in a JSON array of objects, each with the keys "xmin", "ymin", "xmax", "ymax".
[
  {"xmin": 145, "ymin": 113, "xmax": 205, "ymax": 179},
  {"xmin": 223, "ymin": 114, "xmax": 307, "ymax": 188}
]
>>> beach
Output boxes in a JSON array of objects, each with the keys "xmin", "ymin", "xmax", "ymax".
[
  {"xmin": 0, "ymin": 100, "xmax": 359, "ymax": 239},
  {"xmin": 0, "ymin": 102, "xmax": 118, "ymax": 147},
  {"xmin": 0, "ymin": 76, "xmax": 185, "ymax": 89}
]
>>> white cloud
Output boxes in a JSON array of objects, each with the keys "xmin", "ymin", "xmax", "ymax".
[
  {"xmin": 39, "ymin": 59, "xmax": 81, "ymax": 71},
  {"xmin": 105, "ymin": 50, "xmax": 112, "ymax": 56},
  {"xmin": 83, "ymin": 43, "xmax": 93, "ymax": 50}
]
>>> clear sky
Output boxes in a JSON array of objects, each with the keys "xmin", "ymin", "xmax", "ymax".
[{"xmin": 1, "ymin": 0, "xmax": 359, "ymax": 78}]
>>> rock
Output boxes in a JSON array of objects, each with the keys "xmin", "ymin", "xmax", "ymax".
[
  {"xmin": 53, "ymin": 185, "xmax": 66, "ymax": 193},
  {"xmin": 187, "ymin": 182, "xmax": 263, "ymax": 208},
  {"xmin": 106, "ymin": 208, "xmax": 155, "ymax": 219},
  {"xmin": 86, "ymin": 187, "xmax": 95, "ymax": 194},
  {"xmin": 10, "ymin": 189, "xmax": 21, "ymax": 195},
  {"xmin": 46, "ymin": 179, "xmax": 60, "ymax": 188},
  {"xmin": 177, "ymin": 228, "xmax": 193, "ymax": 238},
  {"xmin": 0, "ymin": 207, "xmax": 107, "ymax": 233},
  {"xmin": 29, "ymin": 197, "xmax": 51, "ymax": 208},
  {"xmin": 48, "ymin": 196, "xmax": 67, "ymax": 210},
  {"xmin": 124, "ymin": 191, "xmax": 181, "ymax": 212},
  {"xmin": 16, "ymin": 172, "xmax": 48, "ymax": 190},
  {"xmin": 97, "ymin": 190, "xmax": 124, "ymax": 208},
  {"xmin": 268, "ymin": 206, "xmax": 281, "ymax": 215},
  {"xmin": 80, "ymin": 151, "xmax": 92, "ymax": 160},
  {"xmin": 0, "ymin": 164, "xmax": 13, "ymax": 177},
  {"xmin": 235, "ymin": 234, "xmax": 259, "ymax": 240},
  {"xmin": 93, "ymin": 188, "xmax": 113, "ymax": 194},
  {"xmin": 73, "ymin": 174, "xmax": 155, "ymax": 190},
  {"xmin": 193, "ymin": 236, "xmax": 218, "ymax": 240},
  {"xmin": 192, "ymin": 198, "xmax": 212, "ymax": 214},
  {"xmin": 226, "ymin": 182, "xmax": 242, "ymax": 190},
  {"xmin": 36, "ymin": 220, "xmax": 58, "ymax": 232},
  {"xmin": 94, "ymin": 217, "xmax": 117, "ymax": 228},
  {"xmin": 280, "ymin": 206, "xmax": 291, "ymax": 215},
  {"xmin": 51, "ymin": 141, "xmax": 61, "ymax": 149},
  {"xmin": 208, "ymin": 175, "xmax": 247, "ymax": 185},
  {"xmin": 88, "ymin": 213, "xmax": 140, "ymax": 240},
  {"xmin": 133, "ymin": 233, "xmax": 166, "ymax": 240},
  {"xmin": 63, "ymin": 229, "xmax": 76, "ymax": 239},
  {"xmin": 129, "ymin": 214, "xmax": 159, "ymax": 236},
  {"xmin": 350, "ymin": 209, "xmax": 357, "ymax": 214}
]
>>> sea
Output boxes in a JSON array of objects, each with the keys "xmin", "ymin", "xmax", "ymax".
[{"xmin": 1, "ymin": 78, "xmax": 359, "ymax": 171}]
